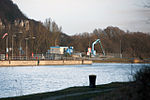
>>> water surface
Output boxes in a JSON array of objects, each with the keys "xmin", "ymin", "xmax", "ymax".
[{"xmin": 0, "ymin": 63, "xmax": 149, "ymax": 98}]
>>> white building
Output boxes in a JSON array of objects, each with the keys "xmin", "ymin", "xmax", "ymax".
[{"xmin": 50, "ymin": 46, "xmax": 68, "ymax": 54}]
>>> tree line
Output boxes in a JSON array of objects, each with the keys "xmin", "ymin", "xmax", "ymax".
[
  {"xmin": 0, "ymin": 18, "xmax": 62, "ymax": 57},
  {"xmin": 0, "ymin": 18, "xmax": 150, "ymax": 58},
  {"xmin": 0, "ymin": 0, "xmax": 150, "ymax": 58},
  {"xmin": 65, "ymin": 27, "xmax": 150, "ymax": 58}
]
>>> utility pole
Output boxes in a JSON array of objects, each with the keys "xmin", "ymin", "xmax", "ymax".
[
  {"xmin": 12, "ymin": 35, "xmax": 16, "ymax": 60},
  {"xmin": 6, "ymin": 36, "xmax": 8, "ymax": 60},
  {"xmin": 19, "ymin": 41, "xmax": 22, "ymax": 60},
  {"xmin": 31, "ymin": 37, "xmax": 35, "ymax": 58},
  {"xmin": 17, "ymin": 31, "xmax": 23, "ymax": 60},
  {"xmin": 89, "ymin": 41, "xmax": 91, "ymax": 58},
  {"xmin": 25, "ymin": 36, "xmax": 36, "ymax": 60},
  {"xmin": 120, "ymin": 40, "xmax": 122, "ymax": 58},
  {"xmin": 25, "ymin": 38, "xmax": 28, "ymax": 60}
]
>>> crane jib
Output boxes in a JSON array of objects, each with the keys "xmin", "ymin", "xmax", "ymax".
[{"xmin": 91, "ymin": 39, "xmax": 105, "ymax": 56}]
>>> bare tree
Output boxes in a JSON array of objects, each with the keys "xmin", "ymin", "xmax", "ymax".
[{"xmin": 142, "ymin": 0, "xmax": 150, "ymax": 8}]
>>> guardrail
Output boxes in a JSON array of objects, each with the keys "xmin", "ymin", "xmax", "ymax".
[{"xmin": 0, "ymin": 56, "xmax": 92, "ymax": 61}]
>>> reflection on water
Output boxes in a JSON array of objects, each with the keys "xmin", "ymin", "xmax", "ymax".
[{"xmin": 0, "ymin": 63, "xmax": 149, "ymax": 98}]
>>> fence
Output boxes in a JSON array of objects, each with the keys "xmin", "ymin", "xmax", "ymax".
[
  {"xmin": 0, "ymin": 54, "xmax": 88, "ymax": 61},
  {"xmin": 0, "ymin": 53, "xmax": 131, "ymax": 61}
]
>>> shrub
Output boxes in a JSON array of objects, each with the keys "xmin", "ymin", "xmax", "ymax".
[
  {"xmin": 133, "ymin": 66, "xmax": 150, "ymax": 100},
  {"xmin": 133, "ymin": 66, "xmax": 150, "ymax": 85}
]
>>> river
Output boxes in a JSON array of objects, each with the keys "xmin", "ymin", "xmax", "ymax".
[{"xmin": 0, "ymin": 63, "xmax": 149, "ymax": 98}]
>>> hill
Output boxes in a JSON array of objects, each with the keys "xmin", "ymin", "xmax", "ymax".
[
  {"xmin": 0, "ymin": 0, "xmax": 66, "ymax": 56},
  {"xmin": 0, "ymin": 0, "xmax": 27, "ymax": 22}
]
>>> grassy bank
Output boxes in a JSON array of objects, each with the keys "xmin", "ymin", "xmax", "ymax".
[
  {"xmin": 93, "ymin": 58, "xmax": 150, "ymax": 63},
  {"xmin": 0, "ymin": 82, "xmax": 128, "ymax": 100},
  {"xmin": 93, "ymin": 66, "xmax": 150, "ymax": 100},
  {"xmin": 93, "ymin": 58, "xmax": 132, "ymax": 63}
]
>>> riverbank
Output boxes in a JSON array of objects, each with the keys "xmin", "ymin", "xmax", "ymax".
[
  {"xmin": 1, "ymin": 81, "xmax": 149, "ymax": 100},
  {"xmin": 0, "ymin": 60, "xmax": 92, "ymax": 66},
  {"xmin": 93, "ymin": 58, "xmax": 150, "ymax": 63},
  {"xmin": 0, "ymin": 82, "xmax": 129, "ymax": 100},
  {"xmin": 0, "ymin": 58, "xmax": 149, "ymax": 66}
]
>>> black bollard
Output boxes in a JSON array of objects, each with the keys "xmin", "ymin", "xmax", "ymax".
[
  {"xmin": 37, "ymin": 59, "xmax": 40, "ymax": 66},
  {"xmin": 89, "ymin": 75, "xmax": 96, "ymax": 88}
]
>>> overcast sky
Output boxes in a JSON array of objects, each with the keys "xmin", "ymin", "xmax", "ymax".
[{"xmin": 12, "ymin": 0, "xmax": 150, "ymax": 35}]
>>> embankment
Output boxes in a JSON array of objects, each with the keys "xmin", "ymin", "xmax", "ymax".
[
  {"xmin": 93, "ymin": 58, "xmax": 150, "ymax": 63},
  {"xmin": 0, "ymin": 82, "xmax": 128, "ymax": 100},
  {"xmin": 0, "ymin": 60, "xmax": 92, "ymax": 66}
]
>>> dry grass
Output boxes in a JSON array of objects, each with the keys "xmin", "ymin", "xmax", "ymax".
[{"xmin": 93, "ymin": 66, "xmax": 150, "ymax": 100}]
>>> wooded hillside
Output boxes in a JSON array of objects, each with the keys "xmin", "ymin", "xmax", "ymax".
[{"xmin": 0, "ymin": 0, "xmax": 150, "ymax": 58}]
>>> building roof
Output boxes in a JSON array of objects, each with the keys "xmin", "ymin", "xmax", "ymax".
[{"xmin": 50, "ymin": 46, "xmax": 68, "ymax": 49}]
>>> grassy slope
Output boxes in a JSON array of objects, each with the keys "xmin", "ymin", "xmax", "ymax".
[
  {"xmin": 0, "ymin": 82, "xmax": 128, "ymax": 100},
  {"xmin": 93, "ymin": 58, "xmax": 150, "ymax": 63}
]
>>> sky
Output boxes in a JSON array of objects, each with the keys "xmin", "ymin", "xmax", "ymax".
[{"xmin": 12, "ymin": 0, "xmax": 150, "ymax": 35}]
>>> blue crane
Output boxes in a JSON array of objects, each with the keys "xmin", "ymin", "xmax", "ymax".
[{"xmin": 92, "ymin": 39, "xmax": 105, "ymax": 56}]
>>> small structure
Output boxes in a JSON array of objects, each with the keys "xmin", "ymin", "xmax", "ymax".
[
  {"xmin": 49, "ymin": 46, "xmax": 68, "ymax": 54},
  {"xmin": 48, "ymin": 46, "xmax": 73, "ymax": 55},
  {"xmin": 46, "ymin": 46, "xmax": 74, "ymax": 60}
]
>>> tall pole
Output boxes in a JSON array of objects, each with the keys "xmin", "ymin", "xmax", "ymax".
[
  {"xmin": 19, "ymin": 41, "xmax": 21, "ymax": 60},
  {"xmin": 12, "ymin": 35, "xmax": 16, "ymax": 60},
  {"xmin": 89, "ymin": 41, "xmax": 91, "ymax": 58},
  {"xmin": 26, "ymin": 39, "xmax": 27, "ymax": 60},
  {"xmin": 12, "ymin": 35, "xmax": 13, "ymax": 60},
  {"xmin": 25, "ymin": 38, "xmax": 28, "ymax": 60},
  {"xmin": 17, "ymin": 31, "xmax": 23, "ymax": 60},
  {"xmin": 6, "ymin": 36, "xmax": 8, "ymax": 60},
  {"xmin": 32, "ymin": 37, "xmax": 35, "ymax": 58},
  {"xmin": 120, "ymin": 40, "xmax": 122, "ymax": 58}
]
